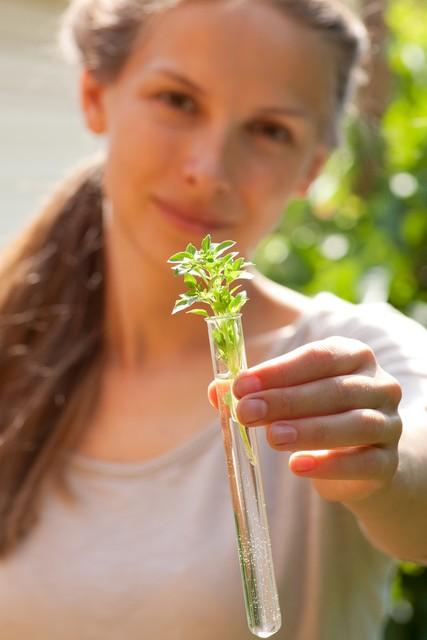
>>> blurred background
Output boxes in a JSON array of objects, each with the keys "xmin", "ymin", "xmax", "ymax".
[
  {"xmin": 1, "ymin": 0, "xmax": 426, "ymax": 638},
  {"xmin": 0, "ymin": 0, "xmax": 102, "ymax": 245}
]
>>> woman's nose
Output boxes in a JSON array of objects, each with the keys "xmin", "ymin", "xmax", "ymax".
[{"xmin": 182, "ymin": 129, "xmax": 233, "ymax": 195}]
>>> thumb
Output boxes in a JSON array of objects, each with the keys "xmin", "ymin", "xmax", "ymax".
[{"xmin": 207, "ymin": 380, "xmax": 219, "ymax": 409}]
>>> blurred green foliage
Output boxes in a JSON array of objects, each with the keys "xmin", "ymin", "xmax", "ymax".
[
  {"xmin": 255, "ymin": 0, "xmax": 427, "ymax": 324},
  {"xmin": 255, "ymin": 0, "xmax": 427, "ymax": 637}
]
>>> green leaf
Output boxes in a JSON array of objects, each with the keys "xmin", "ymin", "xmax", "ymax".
[
  {"xmin": 187, "ymin": 308, "xmax": 209, "ymax": 317},
  {"xmin": 185, "ymin": 243, "xmax": 196, "ymax": 256},
  {"xmin": 229, "ymin": 292, "xmax": 245, "ymax": 313},
  {"xmin": 201, "ymin": 234, "xmax": 212, "ymax": 252},
  {"xmin": 213, "ymin": 240, "xmax": 236, "ymax": 256},
  {"xmin": 167, "ymin": 251, "xmax": 192, "ymax": 263},
  {"xmin": 173, "ymin": 264, "xmax": 193, "ymax": 275},
  {"xmin": 172, "ymin": 294, "xmax": 199, "ymax": 314},
  {"xmin": 184, "ymin": 274, "xmax": 198, "ymax": 289}
]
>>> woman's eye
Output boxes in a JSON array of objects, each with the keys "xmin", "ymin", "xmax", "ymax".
[
  {"xmin": 250, "ymin": 121, "xmax": 292, "ymax": 145},
  {"xmin": 156, "ymin": 91, "xmax": 196, "ymax": 114}
]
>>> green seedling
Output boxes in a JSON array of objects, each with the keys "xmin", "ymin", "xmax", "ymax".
[
  {"xmin": 168, "ymin": 234, "xmax": 253, "ymax": 318},
  {"xmin": 168, "ymin": 234, "xmax": 256, "ymax": 464}
]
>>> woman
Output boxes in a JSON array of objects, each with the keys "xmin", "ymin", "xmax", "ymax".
[{"xmin": 0, "ymin": 0, "xmax": 426, "ymax": 638}]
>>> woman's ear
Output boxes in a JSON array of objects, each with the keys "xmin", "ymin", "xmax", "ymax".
[
  {"xmin": 296, "ymin": 146, "xmax": 330, "ymax": 198},
  {"xmin": 79, "ymin": 68, "xmax": 107, "ymax": 135}
]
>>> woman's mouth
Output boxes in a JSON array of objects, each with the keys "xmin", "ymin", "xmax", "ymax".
[{"xmin": 152, "ymin": 196, "xmax": 230, "ymax": 235}]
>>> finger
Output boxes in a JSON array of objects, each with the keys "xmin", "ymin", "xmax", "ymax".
[
  {"xmin": 207, "ymin": 381, "xmax": 218, "ymax": 408},
  {"xmin": 233, "ymin": 337, "xmax": 377, "ymax": 398},
  {"xmin": 266, "ymin": 410, "xmax": 402, "ymax": 451},
  {"xmin": 288, "ymin": 445, "xmax": 398, "ymax": 481},
  {"xmin": 236, "ymin": 374, "xmax": 388, "ymax": 425}
]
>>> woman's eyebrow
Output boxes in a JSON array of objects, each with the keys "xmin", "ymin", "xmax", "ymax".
[
  {"xmin": 256, "ymin": 106, "xmax": 310, "ymax": 120},
  {"xmin": 146, "ymin": 67, "xmax": 208, "ymax": 97}
]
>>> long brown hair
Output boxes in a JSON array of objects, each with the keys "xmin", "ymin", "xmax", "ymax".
[
  {"xmin": 0, "ymin": 0, "xmax": 368, "ymax": 556},
  {"xmin": 0, "ymin": 156, "xmax": 105, "ymax": 554}
]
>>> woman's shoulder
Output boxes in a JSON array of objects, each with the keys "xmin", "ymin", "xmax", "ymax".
[
  {"xmin": 300, "ymin": 290, "xmax": 427, "ymax": 348},
  {"xmin": 251, "ymin": 274, "xmax": 427, "ymax": 362},
  {"xmin": 253, "ymin": 272, "xmax": 424, "ymax": 337}
]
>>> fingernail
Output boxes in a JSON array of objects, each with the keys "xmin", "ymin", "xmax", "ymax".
[
  {"xmin": 291, "ymin": 455, "xmax": 317, "ymax": 473},
  {"xmin": 233, "ymin": 375, "xmax": 262, "ymax": 397},
  {"xmin": 271, "ymin": 424, "xmax": 298, "ymax": 446},
  {"xmin": 238, "ymin": 398, "xmax": 267, "ymax": 423}
]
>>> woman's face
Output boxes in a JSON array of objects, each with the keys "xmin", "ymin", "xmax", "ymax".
[{"xmin": 82, "ymin": 0, "xmax": 333, "ymax": 260}]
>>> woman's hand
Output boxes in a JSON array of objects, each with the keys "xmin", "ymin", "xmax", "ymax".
[{"xmin": 209, "ymin": 336, "xmax": 403, "ymax": 504}]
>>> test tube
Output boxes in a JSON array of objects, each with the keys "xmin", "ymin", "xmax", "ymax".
[{"xmin": 206, "ymin": 314, "xmax": 282, "ymax": 638}]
